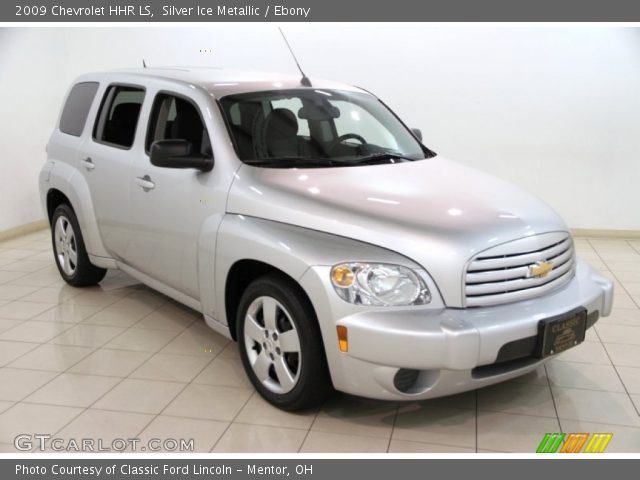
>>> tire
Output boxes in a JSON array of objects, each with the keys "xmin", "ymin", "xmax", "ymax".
[
  {"xmin": 51, "ymin": 204, "xmax": 107, "ymax": 287},
  {"xmin": 237, "ymin": 274, "xmax": 333, "ymax": 411}
]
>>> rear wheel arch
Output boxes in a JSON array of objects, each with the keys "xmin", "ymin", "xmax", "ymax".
[
  {"xmin": 46, "ymin": 188, "xmax": 72, "ymax": 222},
  {"xmin": 50, "ymin": 203, "xmax": 107, "ymax": 286}
]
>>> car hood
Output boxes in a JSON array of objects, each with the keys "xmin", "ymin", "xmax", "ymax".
[{"xmin": 227, "ymin": 157, "xmax": 569, "ymax": 307}]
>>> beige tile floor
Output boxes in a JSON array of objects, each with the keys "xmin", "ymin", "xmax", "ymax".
[{"xmin": 0, "ymin": 231, "xmax": 639, "ymax": 453}]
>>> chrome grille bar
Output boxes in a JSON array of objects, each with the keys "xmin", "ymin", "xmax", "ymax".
[{"xmin": 465, "ymin": 234, "xmax": 575, "ymax": 307}]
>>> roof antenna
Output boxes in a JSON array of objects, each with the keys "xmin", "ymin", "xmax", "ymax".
[
  {"xmin": 278, "ymin": 28, "xmax": 311, "ymax": 87},
  {"xmin": 142, "ymin": 59, "xmax": 147, "ymax": 69}
]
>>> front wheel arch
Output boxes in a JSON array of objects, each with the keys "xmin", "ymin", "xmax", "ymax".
[
  {"xmin": 236, "ymin": 273, "xmax": 333, "ymax": 410},
  {"xmin": 225, "ymin": 260, "xmax": 318, "ymax": 342}
]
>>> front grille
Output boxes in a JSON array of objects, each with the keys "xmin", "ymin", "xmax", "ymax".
[{"xmin": 465, "ymin": 233, "xmax": 576, "ymax": 307}]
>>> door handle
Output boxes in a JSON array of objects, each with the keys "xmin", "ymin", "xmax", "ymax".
[
  {"xmin": 135, "ymin": 175, "xmax": 155, "ymax": 191},
  {"xmin": 81, "ymin": 157, "xmax": 95, "ymax": 171}
]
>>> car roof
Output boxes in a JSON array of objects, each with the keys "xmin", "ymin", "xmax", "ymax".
[{"xmin": 91, "ymin": 67, "xmax": 367, "ymax": 98}]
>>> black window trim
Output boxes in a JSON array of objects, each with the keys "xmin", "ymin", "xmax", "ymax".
[
  {"xmin": 215, "ymin": 99, "xmax": 242, "ymax": 161},
  {"xmin": 92, "ymin": 82, "xmax": 146, "ymax": 151},
  {"xmin": 144, "ymin": 89, "xmax": 213, "ymax": 161}
]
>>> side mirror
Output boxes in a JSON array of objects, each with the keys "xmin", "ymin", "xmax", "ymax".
[
  {"xmin": 150, "ymin": 139, "xmax": 213, "ymax": 172},
  {"xmin": 411, "ymin": 128, "xmax": 423, "ymax": 142}
]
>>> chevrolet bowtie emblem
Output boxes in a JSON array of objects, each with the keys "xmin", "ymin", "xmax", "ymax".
[{"xmin": 528, "ymin": 260, "xmax": 554, "ymax": 278}]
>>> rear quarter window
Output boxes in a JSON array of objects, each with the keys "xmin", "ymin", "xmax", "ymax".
[{"xmin": 59, "ymin": 82, "xmax": 99, "ymax": 136}]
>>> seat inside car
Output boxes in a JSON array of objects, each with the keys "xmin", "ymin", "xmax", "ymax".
[
  {"xmin": 264, "ymin": 108, "xmax": 307, "ymax": 158},
  {"xmin": 105, "ymin": 102, "xmax": 141, "ymax": 146},
  {"xmin": 171, "ymin": 100, "xmax": 210, "ymax": 155}
]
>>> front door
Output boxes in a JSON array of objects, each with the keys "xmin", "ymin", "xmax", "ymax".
[{"xmin": 124, "ymin": 91, "xmax": 219, "ymax": 299}]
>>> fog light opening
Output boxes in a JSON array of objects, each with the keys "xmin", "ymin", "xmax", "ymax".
[{"xmin": 393, "ymin": 368, "xmax": 420, "ymax": 393}]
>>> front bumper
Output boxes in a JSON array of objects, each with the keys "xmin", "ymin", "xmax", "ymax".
[{"xmin": 300, "ymin": 258, "xmax": 613, "ymax": 401}]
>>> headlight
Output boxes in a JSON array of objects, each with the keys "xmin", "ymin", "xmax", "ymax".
[{"xmin": 330, "ymin": 263, "xmax": 431, "ymax": 306}]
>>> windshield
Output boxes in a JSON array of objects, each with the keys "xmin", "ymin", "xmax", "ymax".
[{"xmin": 219, "ymin": 89, "xmax": 435, "ymax": 168}]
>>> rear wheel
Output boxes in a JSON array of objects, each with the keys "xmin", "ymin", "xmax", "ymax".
[
  {"xmin": 51, "ymin": 204, "xmax": 106, "ymax": 287},
  {"xmin": 237, "ymin": 275, "xmax": 332, "ymax": 411}
]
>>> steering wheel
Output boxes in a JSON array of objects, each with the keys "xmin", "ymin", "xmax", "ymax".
[{"xmin": 327, "ymin": 133, "xmax": 368, "ymax": 155}]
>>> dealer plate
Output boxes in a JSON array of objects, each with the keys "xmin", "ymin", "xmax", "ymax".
[{"xmin": 536, "ymin": 308, "xmax": 587, "ymax": 358}]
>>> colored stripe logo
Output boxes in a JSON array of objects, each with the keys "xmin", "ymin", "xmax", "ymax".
[
  {"xmin": 584, "ymin": 433, "xmax": 614, "ymax": 453},
  {"xmin": 537, "ymin": 433, "xmax": 613, "ymax": 453}
]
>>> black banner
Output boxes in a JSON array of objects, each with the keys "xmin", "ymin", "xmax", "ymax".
[
  {"xmin": 4, "ymin": 0, "xmax": 640, "ymax": 22},
  {"xmin": 3, "ymin": 459, "xmax": 640, "ymax": 480}
]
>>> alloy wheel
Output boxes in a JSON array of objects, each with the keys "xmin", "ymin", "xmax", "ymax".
[
  {"xmin": 54, "ymin": 215, "xmax": 78, "ymax": 276},
  {"xmin": 243, "ymin": 295, "xmax": 302, "ymax": 394}
]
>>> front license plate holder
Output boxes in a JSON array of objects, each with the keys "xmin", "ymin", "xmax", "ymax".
[{"xmin": 535, "ymin": 308, "xmax": 587, "ymax": 358}]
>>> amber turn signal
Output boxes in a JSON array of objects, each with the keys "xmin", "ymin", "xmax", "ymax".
[
  {"xmin": 336, "ymin": 325, "xmax": 348, "ymax": 352},
  {"xmin": 331, "ymin": 264, "xmax": 355, "ymax": 287}
]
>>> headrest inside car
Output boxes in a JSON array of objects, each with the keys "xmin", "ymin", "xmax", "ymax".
[{"xmin": 265, "ymin": 108, "xmax": 299, "ymax": 139}]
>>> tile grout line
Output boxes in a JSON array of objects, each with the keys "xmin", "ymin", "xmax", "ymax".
[
  {"xmin": 1, "ymin": 282, "xmax": 163, "ymax": 363},
  {"xmin": 130, "ymin": 342, "xmax": 228, "ymax": 452},
  {"xmin": 0, "ymin": 273, "xmax": 140, "ymax": 338},
  {"xmin": 384, "ymin": 403, "xmax": 400, "ymax": 453},
  {"xmin": 476, "ymin": 405, "xmax": 563, "ymax": 420},
  {"xmin": 15, "ymin": 397, "xmax": 640, "ymax": 432},
  {"xmin": 209, "ymin": 391, "xmax": 259, "ymax": 453},
  {"xmin": 0, "ymin": 284, "xmax": 128, "ymax": 403},
  {"xmin": 0, "ymin": 285, "xmax": 170, "ymax": 439},
  {"xmin": 544, "ymin": 363, "xmax": 563, "ymax": 433},
  {"xmin": 294, "ymin": 401, "xmax": 323, "ymax": 454},
  {"xmin": 1, "ymin": 243, "xmax": 239, "ymax": 452},
  {"xmin": 514, "ymin": 371, "xmax": 631, "ymax": 394},
  {"xmin": 1, "ymin": 343, "xmax": 101, "ymax": 439},
  {"xmin": 588, "ymin": 238, "xmax": 640, "ymax": 309},
  {"xmin": 624, "ymin": 239, "xmax": 640, "ymax": 308},
  {"xmin": 586, "ymin": 238, "xmax": 640, "ymax": 417},
  {"xmin": 593, "ymin": 328, "xmax": 640, "ymax": 418},
  {"xmin": 302, "ymin": 422, "xmax": 472, "ymax": 453},
  {"xmin": 588, "ymin": 238, "xmax": 640, "ymax": 316},
  {"xmin": 49, "ymin": 306, "xmax": 190, "ymax": 439}
]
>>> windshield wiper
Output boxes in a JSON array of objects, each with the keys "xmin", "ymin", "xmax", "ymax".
[
  {"xmin": 244, "ymin": 153, "xmax": 418, "ymax": 168},
  {"xmin": 244, "ymin": 157, "xmax": 339, "ymax": 168},
  {"xmin": 350, "ymin": 152, "xmax": 417, "ymax": 165}
]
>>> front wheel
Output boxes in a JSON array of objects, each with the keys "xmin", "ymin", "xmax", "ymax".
[
  {"xmin": 237, "ymin": 275, "xmax": 332, "ymax": 411},
  {"xmin": 51, "ymin": 204, "xmax": 107, "ymax": 287}
]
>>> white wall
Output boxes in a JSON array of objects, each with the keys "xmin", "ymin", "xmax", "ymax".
[{"xmin": 1, "ymin": 26, "xmax": 639, "ymax": 232}]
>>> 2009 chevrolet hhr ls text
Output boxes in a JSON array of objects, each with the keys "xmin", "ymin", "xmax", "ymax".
[{"xmin": 40, "ymin": 68, "xmax": 613, "ymax": 410}]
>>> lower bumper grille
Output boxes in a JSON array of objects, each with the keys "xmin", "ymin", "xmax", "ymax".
[{"xmin": 471, "ymin": 310, "xmax": 599, "ymax": 379}]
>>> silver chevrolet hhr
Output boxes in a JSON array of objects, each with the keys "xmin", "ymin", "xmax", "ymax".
[{"xmin": 40, "ymin": 67, "xmax": 613, "ymax": 410}]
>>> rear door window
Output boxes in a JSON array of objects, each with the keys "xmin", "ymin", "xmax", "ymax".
[
  {"xmin": 93, "ymin": 85, "xmax": 145, "ymax": 149},
  {"xmin": 59, "ymin": 82, "xmax": 99, "ymax": 137}
]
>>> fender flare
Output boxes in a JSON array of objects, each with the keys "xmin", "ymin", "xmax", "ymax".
[{"xmin": 45, "ymin": 161, "xmax": 111, "ymax": 259}]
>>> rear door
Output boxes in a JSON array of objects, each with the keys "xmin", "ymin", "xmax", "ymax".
[{"xmin": 79, "ymin": 84, "xmax": 146, "ymax": 259}]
